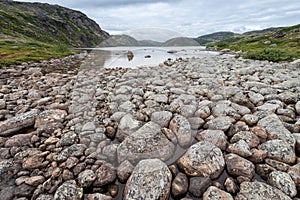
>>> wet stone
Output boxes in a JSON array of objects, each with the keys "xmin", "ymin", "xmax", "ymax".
[
  {"xmin": 188, "ymin": 176, "xmax": 211, "ymax": 197},
  {"xmin": 177, "ymin": 141, "xmax": 225, "ymax": 179},
  {"xmin": 124, "ymin": 159, "xmax": 172, "ymax": 200},
  {"xmin": 171, "ymin": 172, "xmax": 188, "ymax": 198}
]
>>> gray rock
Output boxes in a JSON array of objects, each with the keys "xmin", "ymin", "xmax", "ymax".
[
  {"xmin": 169, "ymin": 114, "xmax": 192, "ymax": 147},
  {"xmin": 248, "ymin": 91, "xmax": 264, "ymax": 105},
  {"xmin": 54, "ymin": 180, "xmax": 83, "ymax": 200},
  {"xmin": 0, "ymin": 110, "xmax": 39, "ymax": 136},
  {"xmin": 117, "ymin": 122, "xmax": 175, "ymax": 164},
  {"xmin": 110, "ymin": 112, "xmax": 126, "ymax": 122},
  {"xmin": 212, "ymin": 101, "xmax": 237, "ymax": 117},
  {"xmin": 36, "ymin": 195, "xmax": 54, "ymax": 200},
  {"xmin": 188, "ymin": 117, "xmax": 205, "ymax": 130},
  {"xmin": 224, "ymin": 177, "xmax": 238, "ymax": 194},
  {"xmin": 177, "ymin": 141, "xmax": 225, "ymax": 179},
  {"xmin": 206, "ymin": 116, "xmax": 232, "ymax": 131},
  {"xmin": 150, "ymin": 94, "xmax": 168, "ymax": 103},
  {"xmin": 225, "ymin": 153, "xmax": 255, "ymax": 179},
  {"xmin": 259, "ymin": 139, "xmax": 296, "ymax": 164},
  {"xmin": 195, "ymin": 130, "xmax": 228, "ymax": 150},
  {"xmin": 195, "ymin": 105, "xmax": 211, "ymax": 119},
  {"xmin": 236, "ymin": 181, "xmax": 292, "ymax": 200},
  {"xmin": 124, "ymin": 159, "xmax": 172, "ymax": 200},
  {"xmin": 35, "ymin": 109, "xmax": 67, "ymax": 131},
  {"xmin": 267, "ymin": 171, "xmax": 297, "ymax": 197},
  {"xmin": 189, "ymin": 176, "xmax": 211, "ymax": 197},
  {"xmin": 57, "ymin": 131, "xmax": 77, "ymax": 147},
  {"xmin": 78, "ymin": 170, "xmax": 96, "ymax": 188},
  {"xmin": 231, "ymin": 103, "xmax": 251, "ymax": 116},
  {"xmin": 0, "ymin": 99, "xmax": 5, "ymax": 109},
  {"xmin": 241, "ymin": 114, "xmax": 259, "ymax": 126},
  {"xmin": 296, "ymin": 101, "xmax": 300, "ymax": 115},
  {"xmin": 258, "ymin": 114, "xmax": 295, "ymax": 147},
  {"xmin": 179, "ymin": 105, "xmax": 197, "ymax": 117},
  {"xmin": 116, "ymin": 114, "xmax": 142, "ymax": 141},
  {"xmin": 171, "ymin": 172, "xmax": 188, "ymax": 198},
  {"xmin": 85, "ymin": 193, "xmax": 112, "ymax": 200},
  {"xmin": 230, "ymin": 131, "xmax": 260, "ymax": 148},
  {"xmin": 256, "ymin": 103, "xmax": 280, "ymax": 112},
  {"xmin": 151, "ymin": 111, "xmax": 172, "ymax": 127},
  {"xmin": 118, "ymin": 101, "xmax": 136, "ymax": 112},
  {"xmin": 81, "ymin": 122, "xmax": 96, "ymax": 132},
  {"xmin": 203, "ymin": 186, "xmax": 233, "ymax": 200},
  {"xmin": 55, "ymin": 144, "xmax": 86, "ymax": 162},
  {"xmin": 227, "ymin": 140, "xmax": 252, "ymax": 157}
]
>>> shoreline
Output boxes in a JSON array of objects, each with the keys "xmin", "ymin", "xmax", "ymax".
[{"xmin": 0, "ymin": 53, "xmax": 300, "ymax": 199}]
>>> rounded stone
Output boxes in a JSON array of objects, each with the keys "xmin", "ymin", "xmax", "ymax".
[
  {"xmin": 54, "ymin": 181, "xmax": 83, "ymax": 200},
  {"xmin": 267, "ymin": 171, "xmax": 297, "ymax": 197},
  {"xmin": 177, "ymin": 141, "xmax": 225, "ymax": 179},
  {"xmin": 124, "ymin": 159, "xmax": 172, "ymax": 200}
]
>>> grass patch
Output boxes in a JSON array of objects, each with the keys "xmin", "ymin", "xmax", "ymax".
[{"xmin": 242, "ymin": 48, "xmax": 298, "ymax": 62}]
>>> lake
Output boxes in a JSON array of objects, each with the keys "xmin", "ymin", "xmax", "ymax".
[{"xmin": 80, "ymin": 46, "xmax": 219, "ymax": 68}]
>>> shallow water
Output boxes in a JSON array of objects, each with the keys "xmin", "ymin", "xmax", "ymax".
[{"xmin": 81, "ymin": 46, "xmax": 219, "ymax": 68}]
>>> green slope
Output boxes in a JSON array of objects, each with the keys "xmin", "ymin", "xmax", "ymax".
[
  {"xmin": 202, "ymin": 24, "xmax": 300, "ymax": 62},
  {"xmin": 0, "ymin": 1, "xmax": 109, "ymax": 66}
]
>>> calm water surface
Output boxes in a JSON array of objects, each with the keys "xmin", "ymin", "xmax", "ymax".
[{"xmin": 82, "ymin": 46, "xmax": 219, "ymax": 68}]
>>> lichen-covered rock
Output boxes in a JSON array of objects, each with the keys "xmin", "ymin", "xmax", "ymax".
[
  {"xmin": 225, "ymin": 153, "xmax": 255, "ymax": 179},
  {"xmin": 54, "ymin": 180, "xmax": 83, "ymax": 200},
  {"xmin": 0, "ymin": 110, "xmax": 39, "ymax": 136},
  {"xmin": 117, "ymin": 122, "xmax": 175, "ymax": 164},
  {"xmin": 177, "ymin": 141, "xmax": 225, "ymax": 179},
  {"xmin": 258, "ymin": 114, "xmax": 295, "ymax": 147},
  {"xmin": 78, "ymin": 169, "xmax": 96, "ymax": 188},
  {"xmin": 203, "ymin": 186, "xmax": 233, "ymax": 200},
  {"xmin": 124, "ymin": 159, "xmax": 172, "ymax": 200},
  {"xmin": 169, "ymin": 114, "xmax": 192, "ymax": 147},
  {"xmin": 259, "ymin": 140, "xmax": 296, "ymax": 164},
  {"xmin": 227, "ymin": 140, "xmax": 252, "ymax": 157},
  {"xmin": 195, "ymin": 130, "xmax": 228, "ymax": 150},
  {"xmin": 151, "ymin": 111, "xmax": 173, "ymax": 127},
  {"xmin": 230, "ymin": 131, "xmax": 260, "ymax": 148},
  {"xmin": 206, "ymin": 116, "xmax": 232, "ymax": 131},
  {"xmin": 236, "ymin": 181, "xmax": 292, "ymax": 200},
  {"xmin": 116, "ymin": 114, "xmax": 142, "ymax": 141},
  {"xmin": 267, "ymin": 171, "xmax": 297, "ymax": 197},
  {"xmin": 288, "ymin": 163, "xmax": 300, "ymax": 191}
]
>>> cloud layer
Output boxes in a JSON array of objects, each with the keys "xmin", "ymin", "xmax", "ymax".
[{"xmin": 15, "ymin": 0, "xmax": 300, "ymax": 41}]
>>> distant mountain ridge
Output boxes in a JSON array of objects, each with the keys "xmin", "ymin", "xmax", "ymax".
[{"xmin": 0, "ymin": 1, "xmax": 109, "ymax": 47}]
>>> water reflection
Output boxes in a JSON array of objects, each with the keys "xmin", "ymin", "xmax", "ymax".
[{"xmin": 81, "ymin": 46, "xmax": 219, "ymax": 68}]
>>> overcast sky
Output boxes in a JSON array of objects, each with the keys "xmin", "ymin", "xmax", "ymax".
[{"xmin": 15, "ymin": 0, "xmax": 300, "ymax": 41}]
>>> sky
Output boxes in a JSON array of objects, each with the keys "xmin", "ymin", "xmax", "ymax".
[{"xmin": 15, "ymin": 0, "xmax": 300, "ymax": 41}]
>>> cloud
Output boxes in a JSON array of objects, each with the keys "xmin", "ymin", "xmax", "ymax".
[{"xmin": 14, "ymin": 0, "xmax": 300, "ymax": 39}]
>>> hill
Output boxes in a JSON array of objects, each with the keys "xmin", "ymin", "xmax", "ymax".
[
  {"xmin": 161, "ymin": 37, "xmax": 200, "ymax": 46},
  {"xmin": 98, "ymin": 35, "xmax": 162, "ymax": 47},
  {"xmin": 0, "ymin": 1, "xmax": 109, "ymax": 66},
  {"xmin": 201, "ymin": 24, "xmax": 300, "ymax": 62},
  {"xmin": 195, "ymin": 32, "xmax": 235, "ymax": 46}
]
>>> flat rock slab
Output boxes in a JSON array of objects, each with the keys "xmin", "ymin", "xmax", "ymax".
[
  {"xmin": 124, "ymin": 159, "xmax": 172, "ymax": 200},
  {"xmin": 0, "ymin": 110, "xmax": 39, "ymax": 136},
  {"xmin": 117, "ymin": 122, "xmax": 175, "ymax": 164},
  {"xmin": 177, "ymin": 141, "xmax": 225, "ymax": 179},
  {"xmin": 236, "ymin": 181, "xmax": 292, "ymax": 200}
]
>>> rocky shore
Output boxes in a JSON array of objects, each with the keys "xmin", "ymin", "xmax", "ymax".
[{"xmin": 0, "ymin": 53, "xmax": 300, "ymax": 200}]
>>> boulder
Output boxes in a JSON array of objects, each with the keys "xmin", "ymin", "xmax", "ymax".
[
  {"xmin": 124, "ymin": 159, "xmax": 172, "ymax": 200},
  {"xmin": 177, "ymin": 141, "xmax": 225, "ymax": 179},
  {"xmin": 169, "ymin": 114, "xmax": 192, "ymax": 147},
  {"xmin": 117, "ymin": 122, "xmax": 175, "ymax": 164}
]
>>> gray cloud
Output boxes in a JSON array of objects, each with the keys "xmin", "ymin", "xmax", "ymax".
[{"xmin": 14, "ymin": 0, "xmax": 300, "ymax": 41}]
